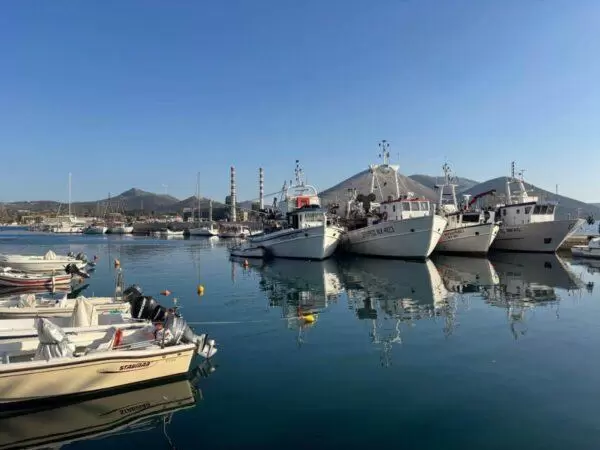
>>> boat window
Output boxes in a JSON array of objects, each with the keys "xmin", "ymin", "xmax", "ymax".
[
  {"xmin": 540, "ymin": 205, "xmax": 548, "ymax": 214},
  {"xmin": 392, "ymin": 205, "xmax": 396, "ymax": 212},
  {"xmin": 410, "ymin": 202, "xmax": 419, "ymax": 211},
  {"xmin": 402, "ymin": 202, "xmax": 410, "ymax": 211},
  {"xmin": 462, "ymin": 213, "xmax": 480, "ymax": 223},
  {"xmin": 292, "ymin": 214, "xmax": 300, "ymax": 228},
  {"xmin": 525, "ymin": 206, "xmax": 531, "ymax": 214},
  {"xmin": 420, "ymin": 201, "xmax": 429, "ymax": 211},
  {"xmin": 533, "ymin": 205, "xmax": 541, "ymax": 214},
  {"xmin": 547, "ymin": 205, "xmax": 555, "ymax": 214},
  {"xmin": 502, "ymin": 208, "xmax": 506, "ymax": 216},
  {"xmin": 516, "ymin": 209, "xmax": 520, "ymax": 214}
]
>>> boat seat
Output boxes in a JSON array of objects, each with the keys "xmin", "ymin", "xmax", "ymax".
[{"xmin": 85, "ymin": 327, "xmax": 118, "ymax": 354}]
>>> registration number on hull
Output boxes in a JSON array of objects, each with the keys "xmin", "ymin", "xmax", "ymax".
[{"xmin": 360, "ymin": 226, "xmax": 395, "ymax": 239}]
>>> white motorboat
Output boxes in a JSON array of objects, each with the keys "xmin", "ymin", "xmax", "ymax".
[
  {"xmin": 248, "ymin": 161, "xmax": 344, "ymax": 260},
  {"xmin": 491, "ymin": 163, "xmax": 584, "ymax": 252},
  {"xmin": 159, "ymin": 228, "xmax": 184, "ymax": 236},
  {"xmin": 189, "ymin": 222, "xmax": 219, "ymax": 236},
  {"xmin": 219, "ymin": 224, "xmax": 251, "ymax": 238},
  {"xmin": 0, "ymin": 250, "xmax": 87, "ymax": 273},
  {"xmin": 0, "ymin": 267, "xmax": 72, "ymax": 288},
  {"xmin": 434, "ymin": 163, "xmax": 500, "ymax": 254},
  {"xmin": 343, "ymin": 142, "xmax": 447, "ymax": 259},
  {"xmin": 0, "ymin": 313, "xmax": 217, "ymax": 405},
  {"xmin": 571, "ymin": 237, "xmax": 600, "ymax": 259},
  {"xmin": 108, "ymin": 222, "xmax": 134, "ymax": 234},
  {"xmin": 83, "ymin": 224, "xmax": 107, "ymax": 235},
  {"xmin": 230, "ymin": 244, "xmax": 266, "ymax": 259},
  {"xmin": 0, "ymin": 297, "xmax": 146, "ymax": 340},
  {"xmin": 0, "ymin": 293, "xmax": 130, "ymax": 319}
]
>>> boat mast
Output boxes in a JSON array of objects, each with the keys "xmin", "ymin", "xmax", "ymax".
[
  {"xmin": 440, "ymin": 163, "xmax": 458, "ymax": 207},
  {"xmin": 196, "ymin": 172, "xmax": 201, "ymax": 223},
  {"xmin": 68, "ymin": 172, "xmax": 72, "ymax": 218}
]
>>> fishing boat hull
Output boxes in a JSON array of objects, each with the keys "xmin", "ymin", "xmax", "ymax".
[
  {"xmin": 0, "ymin": 344, "xmax": 197, "ymax": 404},
  {"xmin": 344, "ymin": 215, "xmax": 447, "ymax": 259},
  {"xmin": 435, "ymin": 222, "xmax": 500, "ymax": 254},
  {"xmin": 491, "ymin": 218, "xmax": 584, "ymax": 252},
  {"xmin": 249, "ymin": 225, "xmax": 343, "ymax": 260}
]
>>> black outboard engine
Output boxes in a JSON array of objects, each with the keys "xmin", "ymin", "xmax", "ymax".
[
  {"xmin": 65, "ymin": 263, "xmax": 90, "ymax": 279},
  {"xmin": 122, "ymin": 285, "xmax": 144, "ymax": 303}
]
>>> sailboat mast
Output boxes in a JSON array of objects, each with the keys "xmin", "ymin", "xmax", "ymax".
[
  {"xmin": 196, "ymin": 172, "xmax": 201, "ymax": 222},
  {"xmin": 68, "ymin": 172, "xmax": 72, "ymax": 217}
]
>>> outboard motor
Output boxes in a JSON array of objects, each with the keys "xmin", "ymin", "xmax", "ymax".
[
  {"xmin": 75, "ymin": 252, "xmax": 87, "ymax": 262},
  {"xmin": 65, "ymin": 263, "xmax": 90, "ymax": 279},
  {"xmin": 122, "ymin": 284, "xmax": 143, "ymax": 303},
  {"xmin": 159, "ymin": 312, "xmax": 216, "ymax": 358},
  {"xmin": 67, "ymin": 251, "xmax": 75, "ymax": 258}
]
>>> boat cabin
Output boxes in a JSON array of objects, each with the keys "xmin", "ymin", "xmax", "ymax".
[
  {"xmin": 497, "ymin": 202, "xmax": 556, "ymax": 226},
  {"xmin": 379, "ymin": 196, "xmax": 433, "ymax": 221},
  {"xmin": 287, "ymin": 206, "xmax": 327, "ymax": 229}
]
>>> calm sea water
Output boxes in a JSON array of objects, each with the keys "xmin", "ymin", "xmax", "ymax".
[{"xmin": 1, "ymin": 230, "xmax": 600, "ymax": 449}]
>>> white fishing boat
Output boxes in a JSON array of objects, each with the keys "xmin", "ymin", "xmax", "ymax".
[
  {"xmin": 434, "ymin": 163, "xmax": 500, "ymax": 254},
  {"xmin": 248, "ymin": 161, "xmax": 344, "ymax": 260},
  {"xmin": 219, "ymin": 224, "xmax": 251, "ymax": 238},
  {"xmin": 190, "ymin": 222, "xmax": 219, "ymax": 236},
  {"xmin": 571, "ymin": 237, "xmax": 600, "ymax": 259},
  {"xmin": 0, "ymin": 313, "xmax": 217, "ymax": 405},
  {"xmin": 491, "ymin": 163, "xmax": 584, "ymax": 252},
  {"xmin": 0, "ymin": 250, "xmax": 87, "ymax": 273},
  {"xmin": 0, "ymin": 267, "xmax": 72, "ymax": 288},
  {"xmin": 343, "ymin": 141, "xmax": 447, "ymax": 259}
]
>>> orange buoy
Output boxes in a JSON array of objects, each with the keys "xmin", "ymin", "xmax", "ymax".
[
  {"xmin": 160, "ymin": 289, "xmax": 171, "ymax": 296},
  {"xmin": 114, "ymin": 258, "xmax": 120, "ymax": 268}
]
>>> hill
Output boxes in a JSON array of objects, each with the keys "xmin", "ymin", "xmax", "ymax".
[
  {"xmin": 462, "ymin": 177, "xmax": 600, "ymax": 220},
  {"xmin": 320, "ymin": 169, "xmax": 438, "ymax": 215},
  {"xmin": 408, "ymin": 174, "xmax": 479, "ymax": 194}
]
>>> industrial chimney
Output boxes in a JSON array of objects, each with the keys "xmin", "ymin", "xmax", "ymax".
[
  {"xmin": 230, "ymin": 166, "xmax": 237, "ymax": 222},
  {"xmin": 259, "ymin": 167, "xmax": 264, "ymax": 210}
]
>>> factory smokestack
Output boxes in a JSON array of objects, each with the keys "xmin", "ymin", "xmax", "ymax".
[
  {"xmin": 259, "ymin": 167, "xmax": 264, "ymax": 210},
  {"xmin": 230, "ymin": 166, "xmax": 236, "ymax": 222}
]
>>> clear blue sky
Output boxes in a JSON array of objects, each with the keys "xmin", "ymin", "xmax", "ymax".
[{"xmin": 1, "ymin": 0, "xmax": 599, "ymax": 203}]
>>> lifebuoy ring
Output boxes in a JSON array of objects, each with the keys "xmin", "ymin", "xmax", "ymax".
[{"xmin": 382, "ymin": 212, "xmax": 388, "ymax": 221}]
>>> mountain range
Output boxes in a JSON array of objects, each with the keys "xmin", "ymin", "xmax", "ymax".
[{"xmin": 3, "ymin": 173, "xmax": 599, "ymax": 222}]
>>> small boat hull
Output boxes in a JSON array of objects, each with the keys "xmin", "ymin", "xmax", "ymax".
[
  {"xmin": 571, "ymin": 245, "xmax": 600, "ymax": 259},
  {"xmin": 230, "ymin": 246, "xmax": 266, "ymax": 259},
  {"xmin": 0, "ymin": 272, "xmax": 72, "ymax": 288},
  {"xmin": 0, "ymin": 298, "xmax": 130, "ymax": 319},
  {"xmin": 435, "ymin": 222, "xmax": 500, "ymax": 254}
]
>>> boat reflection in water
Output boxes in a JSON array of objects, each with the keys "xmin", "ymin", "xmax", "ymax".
[
  {"xmin": 485, "ymin": 252, "xmax": 588, "ymax": 339},
  {"xmin": 340, "ymin": 257, "xmax": 450, "ymax": 366},
  {"xmin": 232, "ymin": 258, "xmax": 343, "ymax": 344},
  {"xmin": 432, "ymin": 254, "xmax": 500, "ymax": 295},
  {"xmin": 0, "ymin": 361, "xmax": 216, "ymax": 450}
]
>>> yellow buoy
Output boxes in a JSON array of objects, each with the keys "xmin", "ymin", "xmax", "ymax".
[
  {"xmin": 302, "ymin": 314, "xmax": 316, "ymax": 323},
  {"xmin": 197, "ymin": 284, "xmax": 205, "ymax": 295}
]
